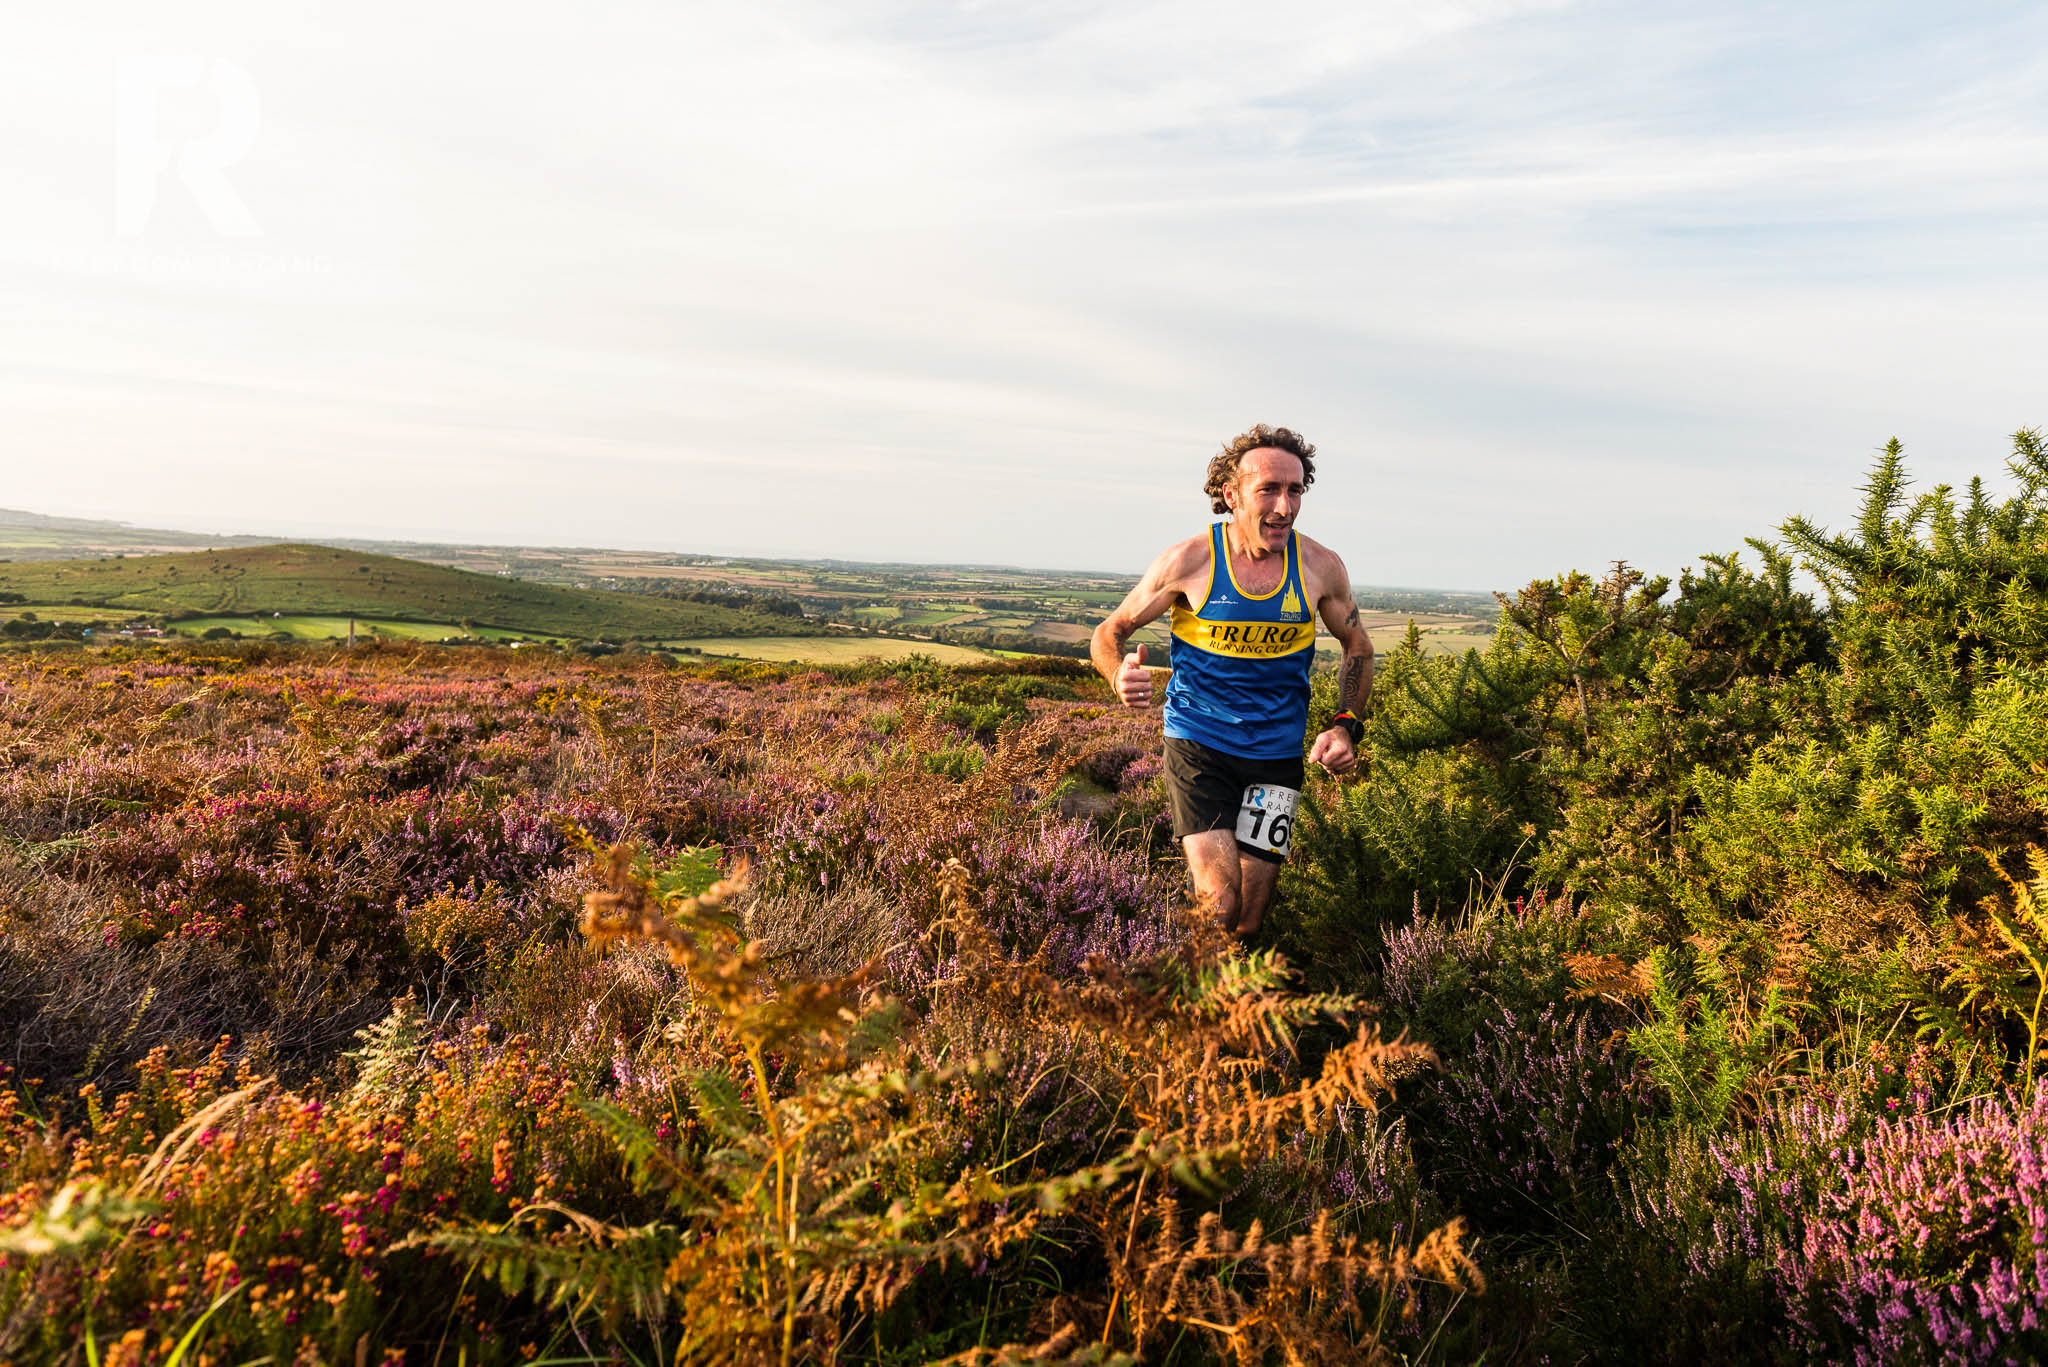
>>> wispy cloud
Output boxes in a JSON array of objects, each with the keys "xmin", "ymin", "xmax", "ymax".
[{"xmin": 1, "ymin": 1, "xmax": 2043, "ymax": 584}]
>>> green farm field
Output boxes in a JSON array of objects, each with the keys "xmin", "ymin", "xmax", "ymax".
[
  {"xmin": 1357, "ymin": 611, "xmax": 1497, "ymax": 657},
  {"xmin": 165, "ymin": 615, "xmax": 528, "ymax": 643},
  {"xmin": 0, "ymin": 545, "xmax": 814, "ymax": 641},
  {"xmin": 669, "ymin": 635, "xmax": 1002, "ymax": 664},
  {"xmin": 897, "ymin": 608, "xmax": 980, "ymax": 627},
  {"xmin": 3, "ymin": 605, "xmax": 146, "ymax": 625}
]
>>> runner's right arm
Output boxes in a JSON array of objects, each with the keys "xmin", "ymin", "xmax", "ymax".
[{"xmin": 1091, "ymin": 540, "xmax": 1201, "ymax": 708}]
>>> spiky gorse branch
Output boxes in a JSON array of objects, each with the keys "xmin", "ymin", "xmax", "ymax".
[
  {"xmin": 1778, "ymin": 429, "xmax": 2048, "ymax": 717},
  {"xmin": 1495, "ymin": 562, "xmax": 1670, "ymax": 744},
  {"xmin": 1920, "ymin": 845, "xmax": 2048, "ymax": 1099},
  {"xmin": 429, "ymin": 837, "xmax": 1475, "ymax": 1366}
]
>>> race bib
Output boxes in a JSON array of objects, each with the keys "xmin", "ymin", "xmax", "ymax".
[{"xmin": 1235, "ymin": 783, "xmax": 1299, "ymax": 857}]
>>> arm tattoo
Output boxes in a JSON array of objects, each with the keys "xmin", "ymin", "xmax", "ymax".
[
  {"xmin": 1340, "ymin": 654, "xmax": 1369, "ymax": 712},
  {"xmin": 1343, "ymin": 603, "xmax": 1360, "ymax": 629}
]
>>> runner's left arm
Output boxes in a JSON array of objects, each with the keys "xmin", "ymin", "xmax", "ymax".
[{"xmin": 1309, "ymin": 548, "xmax": 1372, "ymax": 774}]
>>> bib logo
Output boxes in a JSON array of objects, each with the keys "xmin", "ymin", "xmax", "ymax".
[{"xmin": 1280, "ymin": 586, "xmax": 1305, "ymax": 620}]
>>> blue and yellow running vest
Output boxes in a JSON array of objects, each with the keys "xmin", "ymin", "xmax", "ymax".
[{"xmin": 1163, "ymin": 522, "xmax": 1316, "ymax": 760}]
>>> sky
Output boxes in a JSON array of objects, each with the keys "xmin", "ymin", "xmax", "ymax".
[{"xmin": 3, "ymin": 1, "xmax": 2044, "ymax": 589}]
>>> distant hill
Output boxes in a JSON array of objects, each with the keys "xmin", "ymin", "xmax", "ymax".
[
  {"xmin": 0, "ymin": 507, "xmax": 273, "ymax": 559},
  {"xmin": 0, "ymin": 544, "xmax": 817, "ymax": 641}
]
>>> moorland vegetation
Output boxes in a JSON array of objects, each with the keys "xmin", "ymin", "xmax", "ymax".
[{"xmin": 2, "ymin": 434, "xmax": 2046, "ymax": 1364}]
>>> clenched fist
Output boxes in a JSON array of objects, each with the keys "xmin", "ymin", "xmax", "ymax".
[
  {"xmin": 1116, "ymin": 644, "xmax": 1154, "ymax": 708},
  {"xmin": 1309, "ymin": 725, "xmax": 1358, "ymax": 775}
]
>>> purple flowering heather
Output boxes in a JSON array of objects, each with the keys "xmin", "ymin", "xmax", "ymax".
[
  {"xmin": 92, "ymin": 784, "xmax": 619, "ymax": 959},
  {"xmin": 368, "ymin": 788, "xmax": 618, "ymax": 903},
  {"xmin": 1077, "ymin": 744, "xmax": 1143, "ymax": 791},
  {"xmin": 1380, "ymin": 912, "xmax": 1461, "ymax": 1019},
  {"xmin": 968, "ymin": 817, "xmax": 1182, "ymax": 974},
  {"xmin": 1322, "ymin": 1112, "xmax": 1419, "ymax": 1214},
  {"xmin": 1423, "ymin": 1004, "xmax": 1635, "ymax": 1222},
  {"xmin": 1117, "ymin": 752, "xmax": 1163, "ymax": 796},
  {"xmin": 1652, "ymin": 1083, "xmax": 2048, "ymax": 1365},
  {"xmin": 1780, "ymin": 1089, "xmax": 2048, "ymax": 1365}
]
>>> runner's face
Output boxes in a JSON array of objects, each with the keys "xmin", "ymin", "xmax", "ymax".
[{"xmin": 1225, "ymin": 448, "xmax": 1305, "ymax": 553}]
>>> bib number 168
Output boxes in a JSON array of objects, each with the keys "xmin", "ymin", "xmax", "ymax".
[{"xmin": 1235, "ymin": 783, "xmax": 1299, "ymax": 857}]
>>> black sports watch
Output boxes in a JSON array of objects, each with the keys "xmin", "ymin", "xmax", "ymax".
[{"xmin": 1328, "ymin": 710, "xmax": 1364, "ymax": 744}]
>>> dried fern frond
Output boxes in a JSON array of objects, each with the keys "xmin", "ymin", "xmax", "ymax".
[
  {"xmin": 1105, "ymin": 1202, "xmax": 1484, "ymax": 1363},
  {"xmin": 431, "ymin": 835, "xmax": 1468, "ymax": 1365},
  {"xmin": 1927, "ymin": 844, "xmax": 2048, "ymax": 1094},
  {"xmin": 935, "ymin": 1323, "xmax": 1135, "ymax": 1365},
  {"xmin": 409, "ymin": 1204, "xmax": 679, "ymax": 1328},
  {"xmin": 1566, "ymin": 951, "xmax": 1654, "ymax": 1005}
]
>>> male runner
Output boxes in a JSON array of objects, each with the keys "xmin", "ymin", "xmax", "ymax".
[{"xmin": 1090, "ymin": 424, "xmax": 1372, "ymax": 937}]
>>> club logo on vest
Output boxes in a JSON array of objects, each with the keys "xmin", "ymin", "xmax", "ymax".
[
  {"xmin": 1185, "ymin": 621, "xmax": 1311, "ymax": 658},
  {"xmin": 1280, "ymin": 586, "xmax": 1307, "ymax": 621}
]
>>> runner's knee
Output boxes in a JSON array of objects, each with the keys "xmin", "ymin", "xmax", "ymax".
[{"xmin": 1192, "ymin": 865, "xmax": 1240, "ymax": 914}]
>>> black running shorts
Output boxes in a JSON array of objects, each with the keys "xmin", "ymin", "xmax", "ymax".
[{"xmin": 1162, "ymin": 736, "xmax": 1306, "ymax": 864}]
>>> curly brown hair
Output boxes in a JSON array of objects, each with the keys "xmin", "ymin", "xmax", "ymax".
[{"xmin": 1204, "ymin": 424, "xmax": 1317, "ymax": 515}]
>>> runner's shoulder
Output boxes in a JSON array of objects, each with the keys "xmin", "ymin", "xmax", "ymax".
[
  {"xmin": 1294, "ymin": 531, "xmax": 1352, "ymax": 589},
  {"xmin": 1146, "ymin": 532, "xmax": 1214, "ymax": 589}
]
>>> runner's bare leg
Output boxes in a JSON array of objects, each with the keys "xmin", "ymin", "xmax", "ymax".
[
  {"xmin": 1234, "ymin": 854, "xmax": 1281, "ymax": 937},
  {"xmin": 1183, "ymin": 829, "xmax": 1242, "ymax": 932}
]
